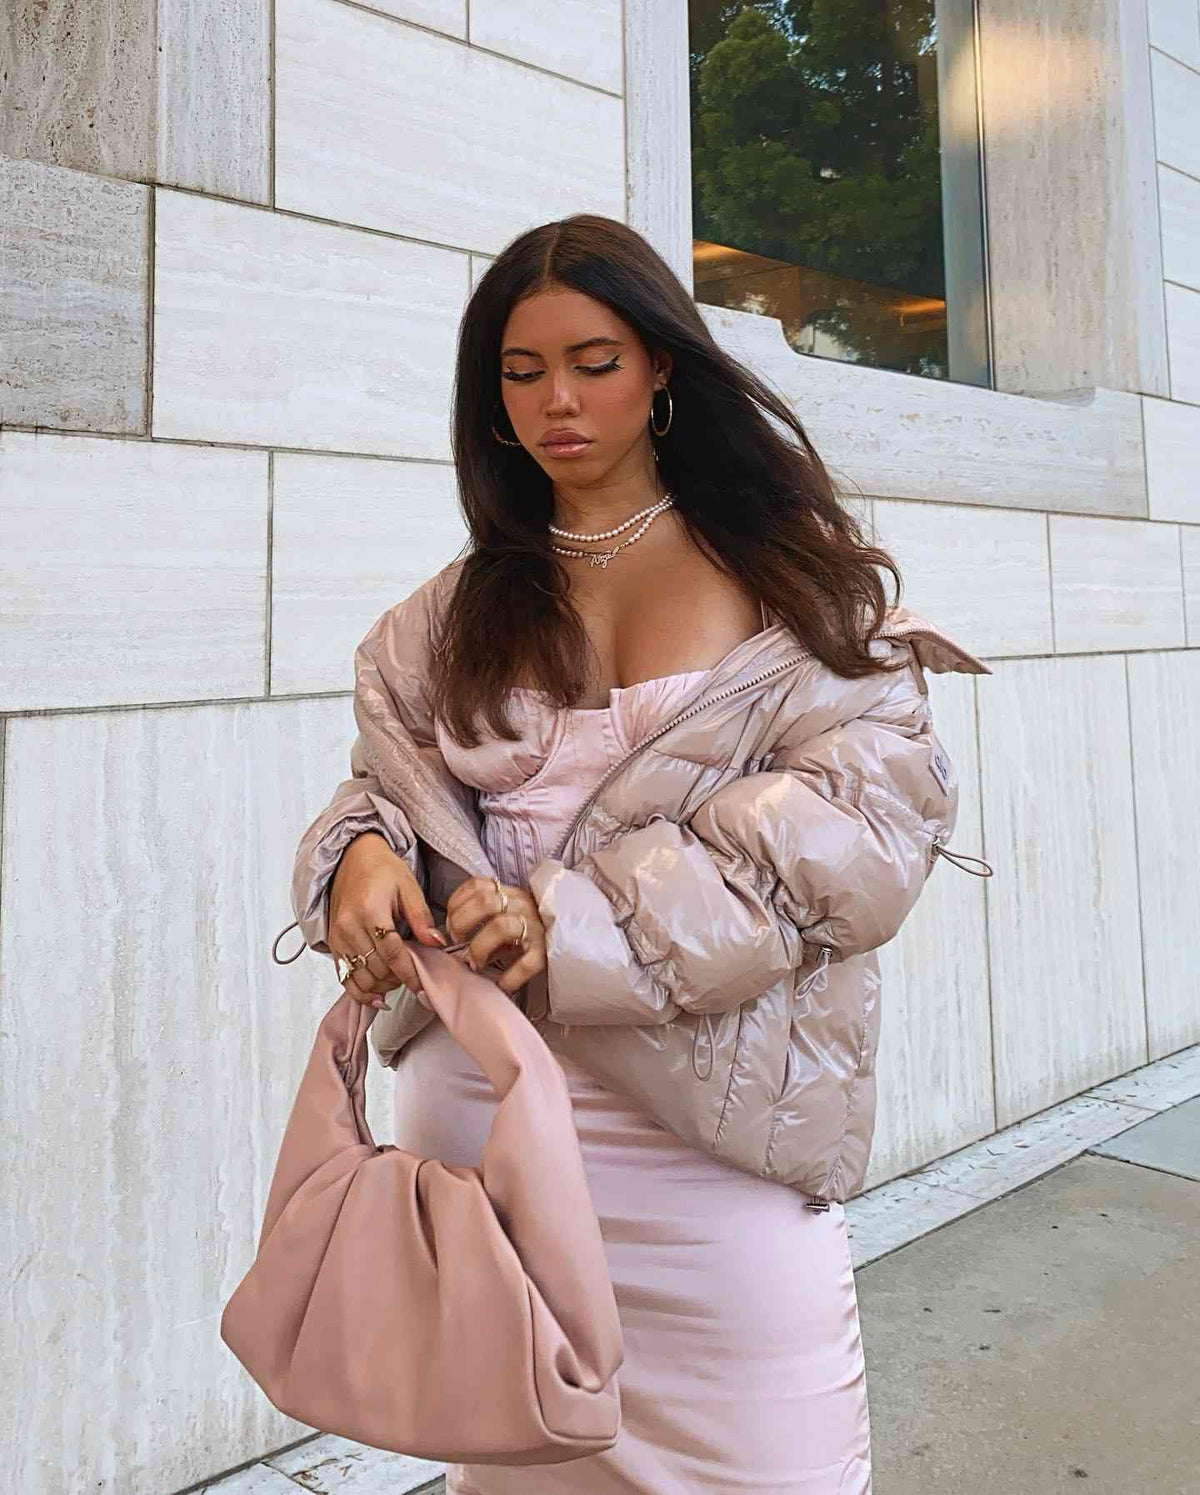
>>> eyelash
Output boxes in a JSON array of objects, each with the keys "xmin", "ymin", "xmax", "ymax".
[{"xmin": 501, "ymin": 357, "xmax": 622, "ymax": 382}]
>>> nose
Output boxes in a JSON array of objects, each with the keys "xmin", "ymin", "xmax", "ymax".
[{"xmin": 543, "ymin": 370, "xmax": 581, "ymax": 415}]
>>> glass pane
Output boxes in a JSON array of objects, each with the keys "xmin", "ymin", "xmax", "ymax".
[{"xmin": 688, "ymin": 0, "xmax": 990, "ymax": 388}]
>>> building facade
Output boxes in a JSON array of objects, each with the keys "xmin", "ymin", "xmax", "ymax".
[{"xmin": 1, "ymin": 1, "xmax": 1198, "ymax": 1490}]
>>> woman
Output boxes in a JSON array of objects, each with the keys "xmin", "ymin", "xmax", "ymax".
[{"xmin": 275, "ymin": 214, "xmax": 993, "ymax": 1493}]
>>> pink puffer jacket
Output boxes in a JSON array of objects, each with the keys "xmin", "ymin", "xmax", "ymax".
[{"xmin": 275, "ymin": 559, "xmax": 994, "ymax": 1206}]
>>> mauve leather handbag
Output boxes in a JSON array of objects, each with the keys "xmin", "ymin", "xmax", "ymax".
[{"xmin": 220, "ymin": 942, "xmax": 624, "ymax": 1464}]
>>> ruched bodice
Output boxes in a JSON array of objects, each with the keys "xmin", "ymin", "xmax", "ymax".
[{"xmin": 434, "ymin": 670, "xmax": 713, "ymax": 886}]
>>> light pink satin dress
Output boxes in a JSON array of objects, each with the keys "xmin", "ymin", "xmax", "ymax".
[{"xmin": 392, "ymin": 670, "xmax": 874, "ymax": 1494}]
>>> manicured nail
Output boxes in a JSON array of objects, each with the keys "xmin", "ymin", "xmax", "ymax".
[{"xmin": 427, "ymin": 929, "xmax": 447, "ymax": 946}]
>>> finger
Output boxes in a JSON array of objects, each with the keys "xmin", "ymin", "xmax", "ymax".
[
  {"xmin": 493, "ymin": 944, "xmax": 546, "ymax": 997},
  {"xmin": 445, "ymin": 876, "xmax": 505, "ymax": 945},
  {"xmin": 334, "ymin": 924, "xmax": 393, "ymax": 1009},
  {"xmin": 369, "ymin": 925, "xmax": 426, "ymax": 992},
  {"xmin": 344, "ymin": 918, "xmax": 420, "ymax": 1008},
  {"xmin": 469, "ymin": 912, "xmax": 539, "ymax": 973},
  {"xmin": 394, "ymin": 878, "xmax": 442, "ymax": 947}
]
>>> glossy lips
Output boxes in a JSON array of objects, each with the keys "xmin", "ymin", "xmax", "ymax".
[{"xmin": 541, "ymin": 428, "xmax": 593, "ymax": 458}]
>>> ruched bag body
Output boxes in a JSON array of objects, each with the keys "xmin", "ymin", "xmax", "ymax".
[{"xmin": 220, "ymin": 943, "xmax": 624, "ymax": 1465}]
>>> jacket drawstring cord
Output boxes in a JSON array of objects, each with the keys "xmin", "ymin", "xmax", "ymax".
[
  {"xmin": 272, "ymin": 919, "xmax": 306, "ymax": 964},
  {"xmin": 932, "ymin": 840, "xmax": 994, "ymax": 876},
  {"xmin": 690, "ymin": 1013, "xmax": 717, "ymax": 1081}
]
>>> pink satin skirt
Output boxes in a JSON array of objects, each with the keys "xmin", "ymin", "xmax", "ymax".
[{"xmin": 392, "ymin": 1018, "xmax": 873, "ymax": 1494}]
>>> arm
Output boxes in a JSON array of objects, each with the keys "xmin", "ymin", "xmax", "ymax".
[
  {"xmin": 289, "ymin": 730, "xmax": 424, "ymax": 956},
  {"xmin": 527, "ymin": 654, "xmax": 958, "ymax": 1025},
  {"xmin": 289, "ymin": 571, "xmax": 448, "ymax": 959}
]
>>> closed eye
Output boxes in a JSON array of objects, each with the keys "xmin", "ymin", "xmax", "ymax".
[{"xmin": 502, "ymin": 357, "xmax": 622, "ymax": 382}]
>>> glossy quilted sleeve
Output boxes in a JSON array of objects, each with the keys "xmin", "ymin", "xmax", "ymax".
[
  {"xmin": 527, "ymin": 651, "xmax": 959, "ymax": 1024},
  {"xmin": 289, "ymin": 730, "xmax": 424, "ymax": 957},
  {"xmin": 288, "ymin": 582, "xmax": 441, "ymax": 960}
]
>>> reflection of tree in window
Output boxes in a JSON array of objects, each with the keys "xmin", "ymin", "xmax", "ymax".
[{"xmin": 689, "ymin": 1, "xmax": 950, "ymax": 381}]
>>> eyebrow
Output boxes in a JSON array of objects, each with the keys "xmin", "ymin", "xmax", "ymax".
[{"xmin": 500, "ymin": 336, "xmax": 624, "ymax": 358}]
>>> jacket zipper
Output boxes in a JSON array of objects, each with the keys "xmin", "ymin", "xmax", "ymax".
[{"xmin": 549, "ymin": 652, "xmax": 812, "ymax": 864}]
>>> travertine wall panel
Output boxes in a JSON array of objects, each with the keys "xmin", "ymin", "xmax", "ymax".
[
  {"xmin": 1184, "ymin": 525, "xmax": 1200, "ymax": 643},
  {"xmin": 977, "ymin": 654, "xmax": 1147, "ymax": 1129},
  {"xmin": 270, "ymin": 453, "xmax": 466, "ymax": 694},
  {"xmin": 978, "ymin": 0, "xmax": 1166, "ymax": 399},
  {"xmin": 156, "ymin": 0, "xmax": 272, "ymax": 202},
  {"xmin": 274, "ymin": 0, "xmax": 625, "ymax": 251},
  {"xmin": 1158, "ymin": 163, "xmax": 1200, "ymax": 292},
  {"xmin": 1152, "ymin": 46, "xmax": 1200, "ymax": 178},
  {"xmin": 1148, "ymin": 0, "xmax": 1200, "ymax": 68},
  {"xmin": 872, "ymin": 499, "xmax": 1053, "ymax": 659},
  {"xmin": 152, "ymin": 188, "xmax": 468, "ymax": 456},
  {"xmin": 866, "ymin": 672, "xmax": 993, "ymax": 1189},
  {"xmin": 1165, "ymin": 280, "xmax": 1200, "ymax": 403},
  {"xmin": 0, "ymin": 154, "xmax": 149, "ymax": 434},
  {"xmin": 470, "ymin": 0, "xmax": 623, "ymax": 93},
  {"xmin": 0, "ymin": 0, "xmax": 155, "ymax": 179},
  {"xmin": 1143, "ymin": 394, "xmax": 1200, "ymax": 523},
  {"xmin": 0, "ymin": 432, "xmax": 267, "ymax": 712},
  {"xmin": 0, "ymin": 0, "xmax": 270, "ymax": 201},
  {"xmin": 1126, "ymin": 650, "xmax": 1200, "ymax": 1059},
  {"xmin": 1048, "ymin": 514, "xmax": 1186, "ymax": 652},
  {"xmin": 356, "ymin": 0, "xmax": 467, "ymax": 34},
  {"xmin": 0, "ymin": 695, "xmax": 379, "ymax": 1495}
]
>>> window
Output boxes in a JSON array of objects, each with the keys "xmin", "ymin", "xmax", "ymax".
[{"xmin": 688, "ymin": 1, "xmax": 989, "ymax": 387}]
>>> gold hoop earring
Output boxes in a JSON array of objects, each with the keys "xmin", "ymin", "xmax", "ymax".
[
  {"xmin": 491, "ymin": 400, "xmax": 522, "ymax": 446},
  {"xmin": 649, "ymin": 385, "xmax": 673, "ymax": 437}
]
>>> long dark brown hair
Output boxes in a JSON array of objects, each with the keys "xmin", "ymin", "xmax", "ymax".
[{"xmin": 433, "ymin": 213, "xmax": 907, "ymax": 748}]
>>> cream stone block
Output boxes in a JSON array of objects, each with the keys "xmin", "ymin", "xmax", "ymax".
[
  {"xmin": 1159, "ymin": 163, "xmax": 1200, "ymax": 293},
  {"xmin": 1144, "ymin": 393, "xmax": 1200, "ymax": 523},
  {"xmin": 1152, "ymin": 47, "xmax": 1200, "ymax": 179},
  {"xmin": 1, "ymin": 0, "xmax": 270, "ymax": 202},
  {"xmin": 469, "ymin": 250, "xmax": 495, "ymax": 290},
  {"xmin": 152, "ymin": 188, "xmax": 467, "ymax": 457},
  {"xmin": 1, "ymin": 155, "xmax": 149, "ymax": 434},
  {"xmin": 979, "ymin": 0, "xmax": 1167, "ymax": 399},
  {"xmin": 353, "ymin": 0, "xmax": 466, "ymax": 35},
  {"xmin": 702, "ymin": 305, "xmax": 1147, "ymax": 519},
  {"xmin": 977, "ymin": 655, "xmax": 1147, "ymax": 1129},
  {"xmin": 1126, "ymin": 650, "xmax": 1200, "ymax": 1058},
  {"xmin": 624, "ymin": 0, "xmax": 693, "ymax": 291},
  {"xmin": 1149, "ymin": 0, "xmax": 1200, "ymax": 69},
  {"xmin": 470, "ymin": 0, "xmax": 623, "ymax": 94},
  {"xmin": 1184, "ymin": 524, "xmax": 1200, "ymax": 643},
  {"xmin": 1166, "ymin": 280, "xmax": 1200, "ymax": 405},
  {"xmin": 1049, "ymin": 513, "xmax": 1186, "ymax": 653},
  {"xmin": 865, "ymin": 672, "xmax": 994, "ymax": 1190},
  {"xmin": 0, "ymin": 696, "xmax": 392, "ymax": 1495},
  {"xmin": 0, "ymin": 0, "xmax": 155, "ymax": 179},
  {"xmin": 0, "ymin": 431, "xmax": 266, "ymax": 712},
  {"xmin": 873, "ymin": 498, "xmax": 1052, "ymax": 658},
  {"xmin": 156, "ymin": 0, "xmax": 271, "ymax": 202},
  {"xmin": 270, "ymin": 453, "xmax": 467, "ymax": 694},
  {"xmin": 275, "ymin": 0, "xmax": 625, "ymax": 252}
]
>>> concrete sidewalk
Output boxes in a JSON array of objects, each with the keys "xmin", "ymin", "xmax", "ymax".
[
  {"xmin": 192, "ymin": 1044, "xmax": 1200, "ymax": 1495},
  {"xmin": 858, "ymin": 1094, "xmax": 1200, "ymax": 1493}
]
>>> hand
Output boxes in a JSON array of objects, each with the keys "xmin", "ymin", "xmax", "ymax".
[
  {"xmin": 445, "ymin": 876, "xmax": 547, "ymax": 999},
  {"xmin": 327, "ymin": 831, "xmax": 445, "ymax": 1011}
]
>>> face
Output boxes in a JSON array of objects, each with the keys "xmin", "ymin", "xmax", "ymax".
[{"xmin": 497, "ymin": 285, "xmax": 671, "ymax": 478}]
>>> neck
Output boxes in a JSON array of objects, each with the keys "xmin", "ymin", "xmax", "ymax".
[{"xmin": 549, "ymin": 462, "xmax": 666, "ymax": 534}]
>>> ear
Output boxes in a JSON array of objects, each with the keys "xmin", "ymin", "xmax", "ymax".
[{"xmin": 653, "ymin": 348, "xmax": 673, "ymax": 385}]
